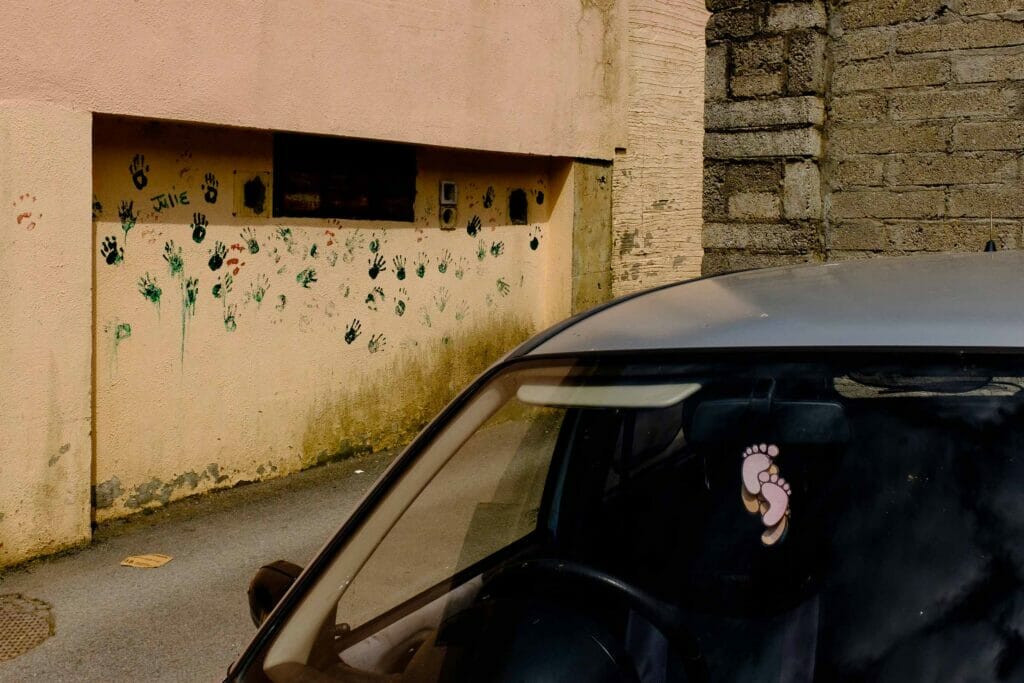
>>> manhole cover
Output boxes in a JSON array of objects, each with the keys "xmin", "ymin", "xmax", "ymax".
[{"xmin": 0, "ymin": 594, "xmax": 54, "ymax": 661}]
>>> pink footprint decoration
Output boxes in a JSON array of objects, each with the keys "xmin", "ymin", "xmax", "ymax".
[
  {"xmin": 757, "ymin": 471, "xmax": 791, "ymax": 528},
  {"xmin": 741, "ymin": 443, "xmax": 779, "ymax": 495}
]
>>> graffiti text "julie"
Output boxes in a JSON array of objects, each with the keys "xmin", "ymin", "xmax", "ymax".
[{"xmin": 151, "ymin": 191, "xmax": 190, "ymax": 213}]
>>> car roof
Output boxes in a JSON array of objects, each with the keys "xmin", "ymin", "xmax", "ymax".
[{"xmin": 528, "ymin": 251, "xmax": 1024, "ymax": 355}]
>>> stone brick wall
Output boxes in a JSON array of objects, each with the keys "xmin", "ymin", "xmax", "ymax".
[{"xmin": 703, "ymin": 0, "xmax": 1024, "ymax": 274}]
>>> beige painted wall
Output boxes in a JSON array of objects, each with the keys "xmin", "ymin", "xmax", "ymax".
[
  {"xmin": 0, "ymin": 1, "xmax": 712, "ymax": 565},
  {"xmin": 91, "ymin": 117, "xmax": 572, "ymax": 521},
  {"xmin": 0, "ymin": 101, "xmax": 93, "ymax": 565},
  {"xmin": 613, "ymin": 0, "xmax": 708, "ymax": 294},
  {"xmin": 0, "ymin": 0, "xmax": 626, "ymax": 161}
]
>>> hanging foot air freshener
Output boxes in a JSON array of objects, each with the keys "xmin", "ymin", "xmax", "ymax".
[{"xmin": 740, "ymin": 443, "xmax": 791, "ymax": 546}]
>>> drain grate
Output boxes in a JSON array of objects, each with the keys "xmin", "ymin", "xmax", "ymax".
[{"xmin": 0, "ymin": 594, "xmax": 54, "ymax": 661}]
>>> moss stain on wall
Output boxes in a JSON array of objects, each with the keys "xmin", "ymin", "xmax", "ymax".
[{"xmin": 302, "ymin": 314, "xmax": 534, "ymax": 466}]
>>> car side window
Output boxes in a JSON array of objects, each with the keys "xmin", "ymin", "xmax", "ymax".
[{"xmin": 334, "ymin": 400, "xmax": 565, "ymax": 631}]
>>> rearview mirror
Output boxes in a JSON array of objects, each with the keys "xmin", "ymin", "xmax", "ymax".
[
  {"xmin": 690, "ymin": 399, "xmax": 849, "ymax": 445},
  {"xmin": 247, "ymin": 560, "xmax": 303, "ymax": 627}
]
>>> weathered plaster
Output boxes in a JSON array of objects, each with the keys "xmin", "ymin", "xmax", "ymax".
[
  {"xmin": 572, "ymin": 160, "xmax": 615, "ymax": 313},
  {"xmin": 0, "ymin": 101, "xmax": 93, "ymax": 566},
  {"xmin": 612, "ymin": 0, "xmax": 709, "ymax": 293}
]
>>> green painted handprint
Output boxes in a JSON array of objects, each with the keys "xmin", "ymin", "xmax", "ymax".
[
  {"xmin": 212, "ymin": 273, "xmax": 233, "ymax": 299},
  {"xmin": 138, "ymin": 272, "xmax": 162, "ymax": 305},
  {"xmin": 249, "ymin": 274, "xmax": 269, "ymax": 304},
  {"xmin": 241, "ymin": 227, "xmax": 260, "ymax": 254},
  {"xmin": 184, "ymin": 277, "xmax": 199, "ymax": 316},
  {"xmin": 223, "ymin": 304, "xmax": 237, "ymax": 332},
  {"xmin": 163, "ymin": 240, "xmax": 184, "ymax": 276}
]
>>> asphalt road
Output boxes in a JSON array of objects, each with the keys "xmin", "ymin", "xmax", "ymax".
[{"xmin": 0, "ymin": 451, "xmax": 395, "ymax": 682}]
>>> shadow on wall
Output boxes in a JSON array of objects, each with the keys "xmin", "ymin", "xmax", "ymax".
[{"xmin": 302, "ymin": 314, "xmax": 534, "ymax": 465}]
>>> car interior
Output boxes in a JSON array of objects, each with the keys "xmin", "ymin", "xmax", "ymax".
[{"xmin": 256, "ymin": 357, "xmax": 1024, "ymax": 683}]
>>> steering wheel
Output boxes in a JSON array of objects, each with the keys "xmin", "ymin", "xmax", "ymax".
[{"xmin": 482, "ymin": 558, "xmax": 708, "ymax": 683}]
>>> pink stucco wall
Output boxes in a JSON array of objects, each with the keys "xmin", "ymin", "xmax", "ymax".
[{"xmin": 0, "ymin": 0, "xmax": 627, "ymax": 159}]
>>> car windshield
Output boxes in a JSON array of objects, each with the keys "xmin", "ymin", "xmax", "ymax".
[{"xmin": 256, "ymin": 352, "xmax": 1024, "ymax": 683}]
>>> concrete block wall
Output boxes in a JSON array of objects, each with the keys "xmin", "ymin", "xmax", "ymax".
[
  {"xmin": 702, "ymin": 0, "xmax": 828, "ymax": 274},
  {"xmin": 828, "ymin": 0, "xmax": 1024, "ymax": 259},
  {"xmin": 703, "ymin": 0, "xmax": 1024, "ymax": 273}
]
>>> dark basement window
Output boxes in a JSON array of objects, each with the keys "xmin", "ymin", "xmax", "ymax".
[{"xmin": 273, "ymin": 133, "xmax": 417, "ymax": 221}]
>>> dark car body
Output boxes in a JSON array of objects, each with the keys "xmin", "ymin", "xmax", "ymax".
[{"xmin": 231, "ymin": 252, "xmax": 1024, "ymax": 682}]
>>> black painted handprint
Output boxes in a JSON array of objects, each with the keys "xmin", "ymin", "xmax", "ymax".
[
  {"xmin": 437, "ymin": 249, "xmax": 451, "ymax": 274},
  {"xmin": 369, "ymin": 230, "xmax": 386, "ymax": 254},
  {"xmin": 344, "ymin": 319, "xmax": 362, "ymax": 344},
  {"xmin": 296, "ymin": 268, "xmax": 317, "ymax": 288},
  {"xmin": 497, "ymin": 278, "xmax": 511, "ymax": 296},
  {"xmin": 466, "ymin": 215, "xmax": 481, "ymax": 237},
  {"xmin": 530, "ymin": 229, "xmax": 541, "ymax": 250},
  {"xmin": 208, "ymin": 241, "xmax": 227, "ymax": 271},
  {"xmin": 191, "ymin": 212, "xmax": 208, "ymax": 244},
  {"xmin": 368, "ymin": 253, "xmax": 386, "ymax": 279},
  {"xmin": 368, "ymin": 333, "xmax": 386, "ymax": 354},
  {"xmin": 490, "ymin": 241, "xmax": 505, "ymax": 257},
  {"xmin": 434, "ymin": 287, "xmax": 449, "ymax": 312},
  {"xmin": 483, "ymin": 186, "xmax": 494, "ymax": 209},
  {"xmin": 101, "ymin": 235, "xmax": 123, "ymax": 265},
  {"xmin": 129, "ymin": 154, "xmax": 149, "ymax": 190},
  {"xmin": 365, "ymin": 286, "xmax": 384, "ymax": 311},
  {"xmin": 202, "ymin": 172, "xmax": 219, "ymax": 204},
  {"xmin": 118, "ymin": 200, "xmax": 137, "ymax": 238},
  {"xmin": 394, "ymin": 287, "xmax": 408, "ymax": 317},
  {"xmin": 393, "ymin": 255, "xmax": 406, "ymax": 280}
]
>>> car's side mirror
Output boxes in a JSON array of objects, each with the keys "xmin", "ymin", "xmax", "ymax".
[{"xmin": 248, "ymin": 560, "xmax": 303, "ymax": 627}]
